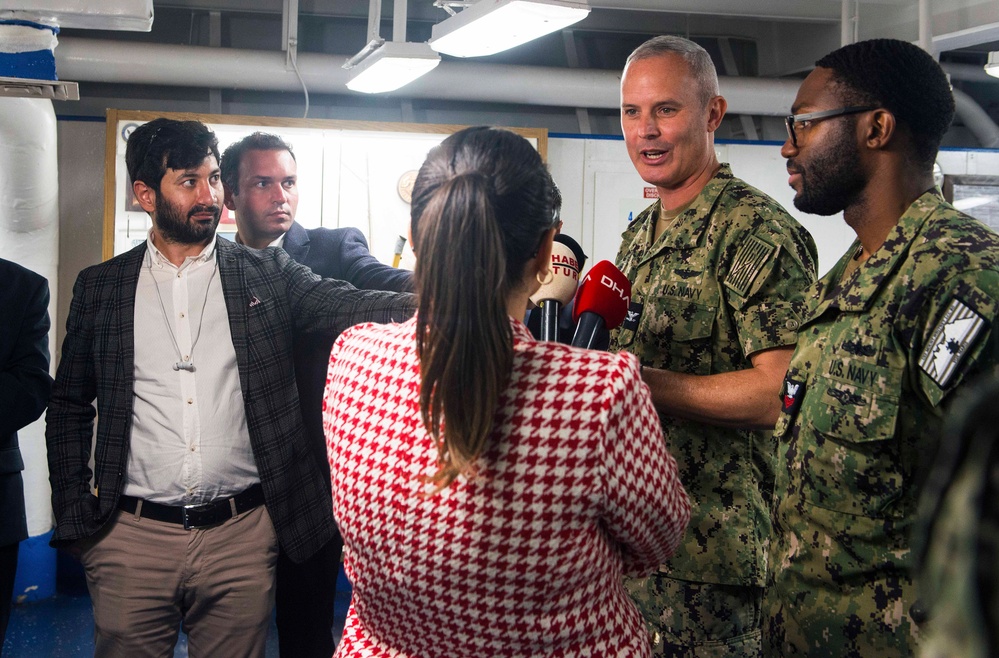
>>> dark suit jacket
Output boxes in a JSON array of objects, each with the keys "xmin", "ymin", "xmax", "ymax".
[
  {"xmin": 284, "ymin": 223, "xmax": 414, "ymax": 516},
  {"xmin": 282, "ymin": 222, "xmax": 413, "ymax": 294},
  {"xmin": 0, "ymin": 259, "xmax": 52, "ymax": 547},
  {"xmin": 45, "ymin": 239, "xmax": 415, "ymax": 562}
]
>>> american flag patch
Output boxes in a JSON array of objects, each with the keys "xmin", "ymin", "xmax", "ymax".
[
  {"xmin": 725, "ymin": 235, "xmax": 775, "ymax": 297},
  {"xmin": 918, "ymin": 298, "xmax": 986, "ymax": 388}
]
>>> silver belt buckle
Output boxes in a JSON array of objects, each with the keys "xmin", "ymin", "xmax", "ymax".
[{"xmin": 182, "ymin": 502, "xmax": 210, "ymax": 530}]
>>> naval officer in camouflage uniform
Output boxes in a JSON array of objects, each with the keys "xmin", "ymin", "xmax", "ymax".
[
  {"xmin": 612, "ymin": 36, "xmax": 818, "ymax": 657},
  {"xmin": 764, "ymin": 39, "xmax": 999, "ymax": 658}
]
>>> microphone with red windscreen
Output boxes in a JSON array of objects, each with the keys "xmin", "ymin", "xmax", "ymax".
[
  {"xmin": 529, "ymin": 239, "xmax": 581, "ymax": 341},
  {"xmin": 570, "ymin": 261, "xmax": 632, "ymax": 349}
]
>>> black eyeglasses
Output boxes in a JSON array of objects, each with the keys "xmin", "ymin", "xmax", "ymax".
[{"xmin": 784, "ymin": 106, "xmax": 878, "ymax": 147}]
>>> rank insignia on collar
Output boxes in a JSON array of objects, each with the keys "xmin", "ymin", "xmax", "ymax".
[
  {"xmin": 781, "ymin": 375, "xmax": 805, "ymax": 415},
  {"xmin": 622, "ymin": 301, "xmax": 643, "ymax": 332},
  {"xmin": 918, "ymin": 298, "xmax": 987, "ymax": 388}
]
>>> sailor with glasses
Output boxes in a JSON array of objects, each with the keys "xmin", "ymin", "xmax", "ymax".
[{"xmin": 764, "ymin": 38, "xmax": 999, "ymax": 658}]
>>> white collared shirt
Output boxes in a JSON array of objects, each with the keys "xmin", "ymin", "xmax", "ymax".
[
  {"xmin": 234, "ymin": 232, "xmax": 285, "ymax": 250},
  {"xmin": 125, "ymin": 232, "xmax": 259, "ymax": 505}
]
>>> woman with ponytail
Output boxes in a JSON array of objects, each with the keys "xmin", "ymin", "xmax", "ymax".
[{"xmin": 323, "ymin": 126, "xmax": 689, "ymax": 657}]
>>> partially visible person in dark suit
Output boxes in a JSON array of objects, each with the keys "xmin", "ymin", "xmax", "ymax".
[
  {"xmin": 45, "ymin": 118, "xmax": 414, "ymax": 658},
  {"xmin": 0, "ymin": 258, "xmax": 51, "ymax": 648},
  {"xmin": 221, "ymin": 132, "xmax": 413, "ymax": 658}
]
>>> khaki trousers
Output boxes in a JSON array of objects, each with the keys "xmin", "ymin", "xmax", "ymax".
[{"xmin": 80, "ymin": 504, "xmax": 278, "ymax": 658}]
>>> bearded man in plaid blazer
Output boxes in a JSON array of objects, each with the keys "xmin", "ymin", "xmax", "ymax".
[{"xmin": 45, "ymin": 117, "xmax": 415, "ymax": 657}]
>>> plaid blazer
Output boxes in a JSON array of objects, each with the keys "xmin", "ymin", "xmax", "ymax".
[{"xmin": 45, "ymin": 239, "xmax": 415, "ymax": 562}]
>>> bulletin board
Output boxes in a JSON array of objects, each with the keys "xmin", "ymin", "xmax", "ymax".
[{"xmin": 103, "ymin": 109, "xmax": 547, "ymax": 265}]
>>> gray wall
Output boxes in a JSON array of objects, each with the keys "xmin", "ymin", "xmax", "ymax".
[{"xmin": 55, "ymin": 119, "xmax": 105, "ymax": 351}]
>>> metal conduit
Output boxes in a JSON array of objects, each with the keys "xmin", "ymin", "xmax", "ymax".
[
  {"xmin": 55, "ymin": 36, "xmax": 800, "ymax": 114},
  {"xmin": 55, "ymin": 36, "xmax": 999, "ymax": 145}
]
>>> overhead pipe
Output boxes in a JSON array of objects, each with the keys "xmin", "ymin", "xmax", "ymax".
[
  {"xmin": 393, "ymin": 0, "xmax": 406, "ymax": 41},
  {"xmin": 55, "ymin": 36, "xmax": 800, "ymax": 115},
  {"xmin": 953, "ymin": 88, "xmax": 999, "ymax": 148},
  {"xmin": 54, "ymin": 37, "xmax": 999, "ymax": 144},
  {"xmin": 918, "ymin": 0, "xmax": 932, "ymax": 56},
  {"xmin": 840, "ymin": 0, "xmax": 855, "ymax": 46},
  {"xmin": 943, "ymin": 62, "xmax": 999, "ymax": 83}
]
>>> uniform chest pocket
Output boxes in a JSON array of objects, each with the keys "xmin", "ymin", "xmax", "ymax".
[
  {"xmin": 801, "ymin": 349, "xmax": 904, "ymax": 518},
  {"xmin": 635, "ymin": 300, "xmax": 716, "ymax": 375}
]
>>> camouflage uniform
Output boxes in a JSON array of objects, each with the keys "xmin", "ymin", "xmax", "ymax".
[
  {"xmin": 916, "ymin": 375, "xmax": 999, "ymax": 658},
  {"xmin": 611, "ymin": 164, "xmax": 818, "ymax": 657},
  {"xmin": 764, "ymin": 192, "xmax": 999, "ymax": 658}
]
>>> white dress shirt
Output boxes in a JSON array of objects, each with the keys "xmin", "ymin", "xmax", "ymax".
[
  {"xmin": 124, "ymin": 233, "xmax": 259, "ymax": 505},
  {"xmin": 234, "ymin": 232, "xmax": 285, "ymax": 250}
]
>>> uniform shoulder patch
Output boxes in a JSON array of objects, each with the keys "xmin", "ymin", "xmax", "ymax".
[
  {"xmin": 918, "ymin": 298, "xmax": 988, "ymax": 388},
  {"xmin": 724, "ymin": 234, "xmax": 775, "ymax": 298}
]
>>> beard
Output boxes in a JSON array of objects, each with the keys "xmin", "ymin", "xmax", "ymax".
[
  {"xmin": 154, "ymin": 194, "xmax": 221, "ymax": 245},
  {"xmin": 789, "ymin": 126, "xmax": 866, "ymax": 216}
]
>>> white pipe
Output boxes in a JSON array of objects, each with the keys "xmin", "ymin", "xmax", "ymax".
[
  {"xmin": 841, "ymin": 0, "xmax": 850, "ymax": 46},
  {"xmin": 943, "ymin": 62, "xmax": 999, "ymax": 83},
  {"xmin": 0, "ymin": 99, "xmax": 59, "ymax": 235},
  {"xmin": 55, "ymin": 36, "xmax": 801, "ymax": 115},
  {"xmin": 919, "ymin": 0, "xmax": 932, "ymax": 56},
  {"xmin": 392, "ymin": 0, "xmax": 406, "ymax": 42},
  {"xmin": 367, "ymin": 0, "xmax": 382, "ymax": 42},
  {"xmin": 0, "ymin": 96, "xmax": 58, "ymax": 539},
  {"xmin": 53, "ymin": 37, "xmax": 999, "ymax": 145},
  {"xmin": 953, "ymin": 88, "xmax": 999, "ymax": 148}
]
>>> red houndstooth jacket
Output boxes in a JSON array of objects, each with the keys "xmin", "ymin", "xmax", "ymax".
[{"xmin": 324, "ymin": 318, "xmax": 690, "ymax": 658}]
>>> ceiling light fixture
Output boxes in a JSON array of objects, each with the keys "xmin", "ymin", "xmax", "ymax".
[
  {"xmin": 986, "ymin": 51, "xmax": 999, "ymax": 79},
  {"xmin": 430, "ymin": 0, "xmax": 590, "ymax": 58},
  {"xmin": 344, "ymin": 39, "xmax": 441, "ymax": 94}
]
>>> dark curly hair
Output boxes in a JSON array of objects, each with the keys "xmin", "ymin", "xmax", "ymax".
[
  {"xmin": 816, "ymin": 38, "xmax": 955, "ymax": 171},
  {"xmin": 125, "ymin": 118, "xmax": 220, "ymax": 192}
]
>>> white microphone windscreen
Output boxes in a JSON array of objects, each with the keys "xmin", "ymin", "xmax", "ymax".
[{"xmin": 529, "ymin": 240, "xmax": 580, "ymax": 305}]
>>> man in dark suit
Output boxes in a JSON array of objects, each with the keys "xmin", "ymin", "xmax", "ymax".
[
  {"xmin": 221, "ymin": 132, "xmax": 413, "ymax": 657},
  {"xmin": 0, "ymin": 258, "xmax": 51, "ymax": 647},
  {"xmin": 45, "ymin": 118, "xmax": 415, "ymax": 657}
]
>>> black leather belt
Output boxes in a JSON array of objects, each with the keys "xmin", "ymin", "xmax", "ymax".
[{"xmin": 118, "ymin": 483, "xmax": 265, "ymax": 530}]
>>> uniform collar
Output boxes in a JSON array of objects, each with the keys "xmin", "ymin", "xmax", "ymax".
[
  {"xmin": 621, "ymin": 163, "xmax": 735, "ymax": 268},
  {"xmin": 809, "ymin": 189, "xmax": 943, "ymax": 316}
]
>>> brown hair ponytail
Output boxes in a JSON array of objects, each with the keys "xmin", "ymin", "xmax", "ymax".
[{"xmin": 411, "ymin": 127, "xmax": 555, "ymax": 492}]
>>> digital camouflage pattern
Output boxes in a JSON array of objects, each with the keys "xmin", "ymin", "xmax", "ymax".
[
  {"xmin": 611, "ymin": 164, "xmax": 817, "ymax": 653},
  {"xmin": 916, "ymin": 375, "xmax": 999, "ymax": 658},
  {"xmin": 625, "ymin": 575, "xmax": 762, "ymax": 657},
  {"xmin": 764, "ymin": 192, "xmax": 999, "ymax": 658}
]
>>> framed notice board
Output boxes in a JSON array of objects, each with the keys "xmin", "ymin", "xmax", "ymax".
[{"xmin": 103, "ymin": 109, "xmax": 547, "ymax": 266}]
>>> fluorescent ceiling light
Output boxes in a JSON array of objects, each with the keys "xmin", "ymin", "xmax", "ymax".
[
  {"xmin": 954, "ymin": 195, "xmax": 997, "ymax": 212},
  {"xmin": 430, "ymin": 0, "xmax": 590, "ymax": 58},
  {"xmin": 986, "ymin": 51, "xmax": 999, "ymax": 79},
  {"xmin": 345, "ymin": 41, "xmax": 441, "ymax": 94}
]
